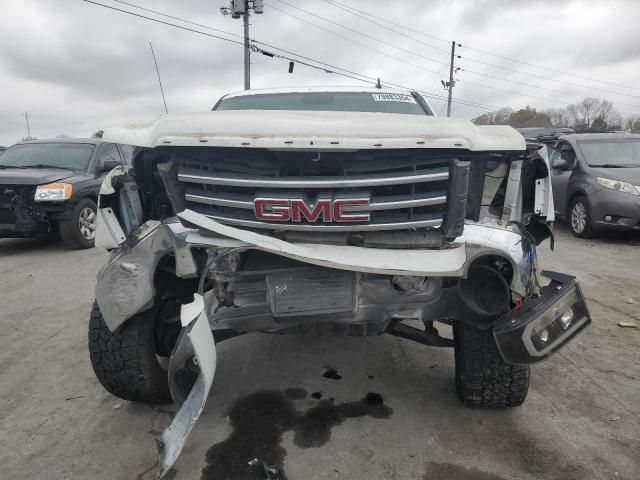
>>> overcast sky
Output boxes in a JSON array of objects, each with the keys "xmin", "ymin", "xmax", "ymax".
[{"xmin": 1, "ymin": 0, "xmax": 640, "ymax": 145}]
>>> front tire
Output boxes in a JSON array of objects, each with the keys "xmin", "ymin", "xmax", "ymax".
[
  {"xmin": 454, "ymin": 322, "xmax": 530, "ymax": 408},
  {"xmin": 88, "ymin": 302, "xmax": 172, "ymax": 404},
  {"xmin": 569, "ymin": 196, "xmax": 594, "ymax": 238},
  {"xmin": 60, "ymin": 198, "xmax": 97, "ymax": 249}
]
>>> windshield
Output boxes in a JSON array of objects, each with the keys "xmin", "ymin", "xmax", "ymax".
[
  {"xmin": 215, "ymin": 92, "xmax": 432, "ymax": 115},
  {"xmin": 0, "ymin": 143, "xmax": 95, "ymax": 169},
  {"xmin": 578, "ymin": 138, "xmax": 640, "ymax": 168}
]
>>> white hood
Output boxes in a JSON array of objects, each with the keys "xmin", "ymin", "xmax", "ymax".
[{"xmin": 103, "ymin": 110, "xmax": 525, "ymax": 152}]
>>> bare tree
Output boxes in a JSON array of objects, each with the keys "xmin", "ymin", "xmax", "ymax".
[
  {"xmin": 472, "ymin": 99, "xmax": 627, "ymax": 131},
  {"xmin": 545, "ymin": 108, "xmax": 571, "ymax": 127},
  {"xmin": 566, "ymin": 98, "xmax": 621, "ymax": 130},
  {"xmin": 624, "ymin": 114, "xmax": 640, "ymax": 133}
]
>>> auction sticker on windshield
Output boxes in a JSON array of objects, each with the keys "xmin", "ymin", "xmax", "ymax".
[{"xmin": 371, "ymin": 93, "xmax": 417, "ymax": 103}]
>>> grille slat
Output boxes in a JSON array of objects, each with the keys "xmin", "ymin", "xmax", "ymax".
[
  {"xmin": 177, "ymin": 150, "xmax": 452, "ymax": 232},
  {"xmin": 178, "ymin": 168, "xmax": 449, "ymax": 188},
  {"xmin": 192, "ymin": 211, "xmax": 443, "ymax": 232}
]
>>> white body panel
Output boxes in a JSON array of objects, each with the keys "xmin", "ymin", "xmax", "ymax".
[{"xmin": 102, "ymin": 110, "xmax": 525, "ymax": 151}]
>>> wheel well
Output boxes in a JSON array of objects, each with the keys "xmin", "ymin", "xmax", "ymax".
[
  {"xmin": 153, "ymin": 254, "xmax": 199, "ymax": 305},
  {"xmin": 468, "ymin": 254, "xmax": 514, "ymax": 286}
]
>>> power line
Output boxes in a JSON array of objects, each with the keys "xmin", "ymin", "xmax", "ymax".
[
  {"xmin": 270, "ymin": 0, "xmax": 449, "ymax": 67},
  {"xmin": 460, "ymin": 68, "xmax": 640, "ymax": 109},
  {"xmin": 460, "ymin": 44, "xmax": 640, "ymax": 93},
  {"xmin": 459, "ymin": 55, "xmax": 640, "ymax": 102},
  {"xmin": 79, "ymin": 0, "xmax": 244, "ymax": 46},
  {"xmin": 321, "ymin": 0, "xmax": 451, "ymax": 47},
  {"xmin": 322, "ymin": 0, "xmax": 640, "ymax": 97},
  {"xmin": 80, "ymin": 0, "xmax": 498, "ymax": 112},
  {"xmin": 265, "ymin": 2, "xmax": 443, "ymax": 75},
  {"xmin": 269, "ymin": 1, "xmax": 588, "ymax": 109},
  {"xmin": 253, "ymin": 43, "xmax": 499, "ymax": 111},
  {"xmin": 110, "ymin": 0, "xmax": 244, "ymax": 40},
  {"xmin": 457, "ymin": 78, "xmax": 573, "ymax": 106}
]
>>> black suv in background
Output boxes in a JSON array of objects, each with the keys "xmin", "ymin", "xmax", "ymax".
[
  {"xmin": 0, "ymin": 138, "xmax": 132, "ymax": 249},
  {"xmin": 526, "ymin": 132, "xmax": 640, "ymax": 237}
]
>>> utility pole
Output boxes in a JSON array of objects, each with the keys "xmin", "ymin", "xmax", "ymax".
[
  {"xmin": 23, "ymin": 112, "xmax": 31, "ymax": 140},
  {"xmin": 441, "ymin": 42, "xmax": 461, "ymax": 117},
  {"xmin": 446, "ymin": 41, "xmax": 456, "ymax": 117},
  {"xmin": 221, "ymin": 0, "xmax": 264, "ymax": 90},
  {"xmin": 243, "ymin": 8, "xmax": 250, "ymax": 90}
]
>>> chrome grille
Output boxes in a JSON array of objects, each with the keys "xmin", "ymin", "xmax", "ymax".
[{"xmin": 176, "ymin": 150, "xmax": 452, "ymax": 232}]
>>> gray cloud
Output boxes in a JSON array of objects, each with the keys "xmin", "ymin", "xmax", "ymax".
[{"xmin": 1, "ymin": 0, "xmax": 640, "ymax": 145}]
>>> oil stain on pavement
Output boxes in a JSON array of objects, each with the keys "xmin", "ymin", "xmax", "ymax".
[{"xmin": 201, "ymin": 388, "xmax": 392, "ymax": 480}]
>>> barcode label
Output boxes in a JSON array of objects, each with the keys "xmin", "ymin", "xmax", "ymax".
[{"xmin": 371, "ymin": 93, "xmax": 417, "ymax": 103}]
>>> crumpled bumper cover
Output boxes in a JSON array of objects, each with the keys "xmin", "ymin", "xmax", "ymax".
[
  {"xmin": 156, "ymin": 296, "xmax": 216, "ymax": 479},
  {"xmin": 493, "ymin": 271, "xmax": 591, "ymax": 365}
]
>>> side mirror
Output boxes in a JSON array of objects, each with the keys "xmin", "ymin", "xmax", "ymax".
[
  {"xmin": 552, "ymin": 158, "xmax": 570, "ymax": 171},
  {"xmin": 100, "ymin": 159, "xmax": 121, "ymax": 172}
]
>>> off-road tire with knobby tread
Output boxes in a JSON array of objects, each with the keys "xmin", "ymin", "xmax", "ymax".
[
  {"xmin": 88, "ymin": 301, "xmax": 172, "ymax": 404},
  {"xmin": 454, "ymin": 322, "xmax": 530, "ymax": 407}
]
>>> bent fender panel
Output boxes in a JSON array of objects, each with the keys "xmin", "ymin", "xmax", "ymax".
[{"xmin": 94, "ymin": 221, "xmax": 199, "ymax": 331}]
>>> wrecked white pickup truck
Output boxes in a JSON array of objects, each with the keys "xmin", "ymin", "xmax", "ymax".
[{"xmin": 88, "ymin": 87, "xmax": 590, "ymax": 477}]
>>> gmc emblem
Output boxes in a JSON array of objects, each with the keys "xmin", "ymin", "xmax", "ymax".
[{"xmin": 254, "ymin": 198, "xmax": 370, "ymax": 223}]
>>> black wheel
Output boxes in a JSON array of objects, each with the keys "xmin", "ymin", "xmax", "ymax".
[
  {"xmin": 59, "ymin": 198, "xmax": 97, "ymax": 249},
  {"xmin": 88, "ymin": 301, "xmax": 181, "ymax": 404},
  {"xmin": 454, "ymin": 322, "xmax": 530, "ymax": 408},
  {"xmin": 569, "ymin": 196, "xmax": 594, "ymax": 238}
]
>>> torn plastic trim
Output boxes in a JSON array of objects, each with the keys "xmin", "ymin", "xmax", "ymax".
[
  {"xmin": 157, "ymin": 298, "xmax": 216, "ymax": 479},
  {"xmin": 96, "ymin": 166, "xmax": 128, "ymax": 250},
  {"xmin": 532, "ymin": 146, "xmax": 555, "ymax": 222}
]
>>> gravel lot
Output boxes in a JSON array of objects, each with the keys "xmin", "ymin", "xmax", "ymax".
[{"xmin": 1, "ymin": 225, "xmax": 639, "ymax": 480}]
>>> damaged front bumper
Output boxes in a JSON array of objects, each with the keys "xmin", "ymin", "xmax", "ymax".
[{"xmin": 93, "ymin": 210, "xmax": 588, "ymax": 478}]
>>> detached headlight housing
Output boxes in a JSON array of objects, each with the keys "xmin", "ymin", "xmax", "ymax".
[
  {"xmin": 596, "ymin": 177, "xmax": 639, "ymax": 195},
  {"xmin": 493, "ymin": 271, "xmax": 591, "ymax": 365},
  {"xmin": 34, "ymin": 183, "xmax": 73, "ymax": 202}
]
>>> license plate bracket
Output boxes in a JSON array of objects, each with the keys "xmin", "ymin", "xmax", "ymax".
[{"xmin": 266, "ymin": 268, "xmax": 356, "ymax": 317}]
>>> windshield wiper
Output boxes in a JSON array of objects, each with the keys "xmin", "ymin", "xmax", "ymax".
[
  {"xmin": 30, "ymin": 164, "xmax": 72, "ymax": 170},
  {"xmin": 0, "ymin": 164, "xmax": 72, "ymax": 170},
  {"xmin": 588, "ymin": 164, "xmax": 636, "ymax": 168}
]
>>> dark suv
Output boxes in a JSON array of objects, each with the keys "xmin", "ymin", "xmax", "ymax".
[
  {"xmin": 545, "ymin": 133, "xmax": 640, "ymax": 237},
  {"xmin": 0, "ymin": 138, "xmax": 132, "ymax": 249}
]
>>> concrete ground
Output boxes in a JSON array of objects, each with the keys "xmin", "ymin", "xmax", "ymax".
[{"xmin": 1, "ymin": 225, "xmax": 639, "ymax": 480}]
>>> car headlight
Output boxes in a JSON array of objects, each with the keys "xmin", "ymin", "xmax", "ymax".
[
  {"xmin": 34, "ymin": 183, "xmax": 73, "ymax": 202},
  {"xmin": 596, "ymin": 177, "xmax": 639, "ymax": 195}
]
